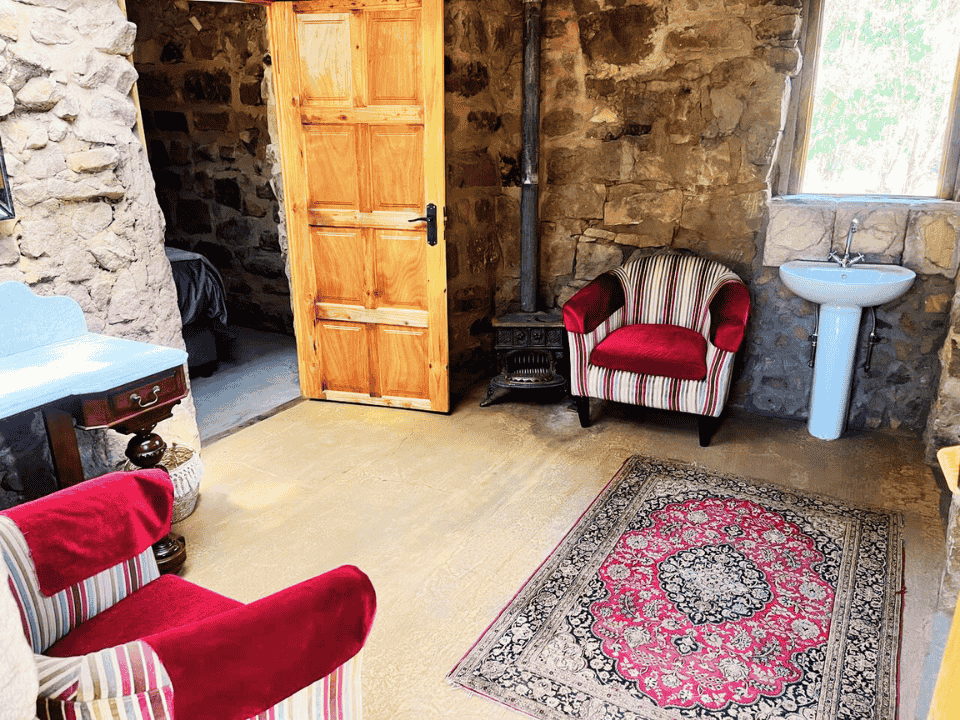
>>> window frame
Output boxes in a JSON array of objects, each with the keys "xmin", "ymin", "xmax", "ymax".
[{"xmin": 774, "ymin": 0, "xmax": 960, "ymax": 201}]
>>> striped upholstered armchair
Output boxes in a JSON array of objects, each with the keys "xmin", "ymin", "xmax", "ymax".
[
  {"xmin": 0, "ymin": 469, "xmax": 375, "ymax": 720},
  {"xmin": 562, "ymin": 252, "xmax": 750, "ymax": 446}
]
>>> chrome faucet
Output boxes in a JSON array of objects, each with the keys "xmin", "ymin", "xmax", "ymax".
[{"xmin": 828, "ymin": 218, "xmax": 864, "ymax": 268}]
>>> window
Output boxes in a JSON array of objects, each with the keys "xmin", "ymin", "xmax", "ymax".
[{"xmin": 776, "ymin": 0, "xmax": 960, "ymax": 199}]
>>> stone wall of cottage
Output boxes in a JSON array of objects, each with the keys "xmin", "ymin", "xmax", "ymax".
[
  {"xmin": 118, "ymin": 0, "xmax": 958, "ymax": 443},
  {"xmin": 127, "ymin": 1, "xmax": 290, "ymax": 334},
  {"xmin": 446, "ymin": 0, "xmax": 799, "ymax": 390},
  {"xmin": 0, "ymin": 0, "xmax": 197, "ymax": 507},
  {"xmin": 445, "ymin": 0, "xmax": 956, "ymax": 434}
]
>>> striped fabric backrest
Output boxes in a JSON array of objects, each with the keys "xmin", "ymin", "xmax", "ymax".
[
  {"xmin": 614, "ymin": 253, "xmax": 741, "ymax": 333},
  {"xmin": 0, "ymin": 516, "xmax": 160, "ymax": 653}
]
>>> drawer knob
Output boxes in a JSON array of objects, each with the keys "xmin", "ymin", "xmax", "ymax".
[{"xmin": 130, "ymin": 386, "xmax": 161, "ymax": 408}]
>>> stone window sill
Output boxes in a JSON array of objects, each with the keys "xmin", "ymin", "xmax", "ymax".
[{"xmin": 762, "ymin": 195, "xmax": 960, "ymax": 279}]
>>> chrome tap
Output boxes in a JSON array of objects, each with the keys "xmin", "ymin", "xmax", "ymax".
[{"xmin": 828, "ymin": 218, "xmax": 864, "ymax": 268}]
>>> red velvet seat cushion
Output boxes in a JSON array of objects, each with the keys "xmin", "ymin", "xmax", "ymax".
[
  {"xmin": 47, "ymin": 574, "xmax": 242, "ymax": 657},
  {"xmin": 590, "ymin": 324, "xmax": 708, "ymax": 380}
]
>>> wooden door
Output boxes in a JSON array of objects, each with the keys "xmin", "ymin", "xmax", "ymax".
[{"xmin": 267, "ymin": 0, "xmax": 448, "ymax": 412}]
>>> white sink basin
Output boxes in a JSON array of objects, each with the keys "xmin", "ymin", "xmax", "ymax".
[{"xmin": 779, "ymin": 260, "xmax": 916, "ymax": 308}]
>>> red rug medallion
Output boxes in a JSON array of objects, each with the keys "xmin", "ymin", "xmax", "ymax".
[{"xmin": 449, "ymin": 457, "xmax": 903, "ymax": 720}]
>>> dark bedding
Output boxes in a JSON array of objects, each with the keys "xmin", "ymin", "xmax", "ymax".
[
  {"xmin": 165, "ymin": 247, "xmax": 228, "ymax": 327},
  {"xmin": 165, "ymin": 247, "xmax": 230, "ymax": 372}
]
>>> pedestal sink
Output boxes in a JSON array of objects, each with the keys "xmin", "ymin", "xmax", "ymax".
[{"xmin": 779, "ymin": 260, "xmax": 916, "ymax": 440}]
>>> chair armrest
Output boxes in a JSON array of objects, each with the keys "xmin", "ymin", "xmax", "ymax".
[
  {"xmin": 2, "ymin": 470, "xmax": 172, "ymax": 596},
  {"xmin": 709, "ymin": 281, "xmax": 750, "ymax": 353},
  {"xmin": 36, "ymin": 641, "xmax": 174, "ymax": 720},
  {"xmin": 144, "ymin": 565, "xmax": 376, "ymax": 720},
  {"xmin": 562, "ymin": 273, "xmax": 625, "ymax": 334}
]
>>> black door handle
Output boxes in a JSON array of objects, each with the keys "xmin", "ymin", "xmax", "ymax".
[{"xmin": 408, "ymin": 203, "xmax": 438, "ymax": 246}]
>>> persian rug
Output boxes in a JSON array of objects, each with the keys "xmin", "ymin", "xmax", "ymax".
[{"xmin": 448, "ymin": 456, "xmax": 904, "ymax": 720}]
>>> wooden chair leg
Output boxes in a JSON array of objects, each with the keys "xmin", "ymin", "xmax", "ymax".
[
  {"xmin": 576, "ymin": 396, "xmax": 591, "ymax": 428},
  {"xmin": 698, "ymin": 414, "xmax": 721, "ymax": 447}
]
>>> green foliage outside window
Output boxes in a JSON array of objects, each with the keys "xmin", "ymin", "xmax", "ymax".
[{"xmin": 804, "ymin": 0, "xmax": 960, "ymax": 196}]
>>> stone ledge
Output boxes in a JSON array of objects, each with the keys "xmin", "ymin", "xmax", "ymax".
[{"xmin": 762, "ymin": 194, "xmax": 960, "ymax": 279}]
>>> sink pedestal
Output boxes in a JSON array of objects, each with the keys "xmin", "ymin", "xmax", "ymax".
[{"xmin": 808, "ymin": 305, "xmax": 862, "ymax": 440}]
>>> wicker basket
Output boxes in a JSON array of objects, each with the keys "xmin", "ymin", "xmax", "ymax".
[{"xmin": 122, "ymin": 444, "xmax": 203, "ymax": 523}]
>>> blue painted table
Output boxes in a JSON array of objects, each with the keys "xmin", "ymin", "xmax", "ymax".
[{"xmin": 0, "ymin": 282, "xmax": 189, "ymax": 571}]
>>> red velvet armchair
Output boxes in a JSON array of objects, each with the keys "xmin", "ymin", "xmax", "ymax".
[
  {"xmin": 0, "ymin": 469, "xmax": 376, "ymax": 720},
  {"xmin": 562, "ymin": 252, "xmax": 750, "ymax": 446}
]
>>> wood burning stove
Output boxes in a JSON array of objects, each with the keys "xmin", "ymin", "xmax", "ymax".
[{"xmin": 482, "ymin": 0, "xmax": 568, "ymax": 406}]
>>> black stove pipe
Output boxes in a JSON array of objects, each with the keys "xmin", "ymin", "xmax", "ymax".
[{"xmin": 519, "ymin": 0, "xmax": 542, "ymax": 313}]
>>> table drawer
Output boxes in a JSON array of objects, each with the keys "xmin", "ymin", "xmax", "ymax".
[{"xmin": 77, "ymin": 367, "xmax": 187, "ymax": 429}]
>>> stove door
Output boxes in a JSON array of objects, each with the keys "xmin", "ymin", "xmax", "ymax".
[{"xmin": 268, "ymin": 0, "xmax": 449, "ymax": 412}]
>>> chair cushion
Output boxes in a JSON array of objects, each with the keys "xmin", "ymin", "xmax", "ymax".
[
  {"xmin": 590, "ymin": 324, "xmax": 708, "ymax": 380},
  {"xmin": 47, "ymin": 574, "xmax": 242, "ymax": 657}
]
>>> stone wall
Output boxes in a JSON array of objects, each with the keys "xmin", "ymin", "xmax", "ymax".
[
  {"xmin": 0, "ymin": 0, "xmax": 197, "ymax": 506},
  {"xmin": 117, "ymin": 0, "xmax": 956, "ymax": 438},
  {"xmin": 445, "ymin": 0, "xmax": 804, "ymax": 395},
  {"xmin": 127, "ymin": 1, "xmax": 290, "ymax": 334}
]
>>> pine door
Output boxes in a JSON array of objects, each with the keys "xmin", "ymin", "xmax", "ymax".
[{"xmin": 267, "ymin": 0, "xmax": 448, "ymax": 412}]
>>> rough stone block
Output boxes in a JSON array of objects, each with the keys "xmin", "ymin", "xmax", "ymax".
[
  {"xmin": 604, "ymin": 185, "xmax": 682, "ymax": 227},
  {"xmin": 194, "ymin": 111, "xmax": 231, "ymax": 132},
  {"xmin": 240, "ymin": 247, "xmax": 286, "ymax": 279},
  {"xmin": 0, "ymin": 230, "xmax": 18, "ymax": 265},
  {"xmin": 762, "ymin": 198, "xmax": 836, "ymax": 266},
  {"xmin": 542, "ymin": 183, "xmax": 605, "ymax": 220},
  {"xmin": 71, "ymin": 201, "xmax": 113, "ymax": 239},
  {"xmin": 89, "ymin": 230, "xmax": 135, "ymax": 271},
  {"xmin": 833, "ymin": 204, "xmax": 909, "ymax": 261},
  {"xmin": 754, "ymin": 14, "xmax": 801, "ymax": 43},
  {"xmin": 539, "ymin": 219, "xmax": 581, "ymax": 278},
  {"xmin": 0, "ymin": 85, "xmax": 13, "ymax": 117},
  {"xmin": 137, "ymin": 72, "xmax": 174, "ymax": 100},
  {"xmin": 664, "ymin": 19, "xmax": 752, "ymax": 61},
  {"xmin": 153, "ymin": 110, "xmax": 189, "ymax": 133},
  {"xmin": 904, "ymin": 205, "xmax": 960, "ymax": 279},
  {"xmin": 578, "ymin": 5, "xmax": 663, "ymax": 66},
  {"xmin": 16, "ymin": 77, "xmax": 58, "ymax": 111},
  {"xmin": 76, "ymin": 53, "xmax": 137, "ymax": 95},
  {"xmin": 215, "ymin": 177, "xmax": 243, "ymax": 212},
  {"xmin": 85, "ymin": 86, "xmax": 137, "ymax": 128},
  {"xmin": 709, "ymin": 87, "xmax": 743, "ymax": 134},
  {"xmin": 184, "ymin": 69, "xmax": 232, "ymax": 104},
  {"xmin": 240, "ymin": 80, "xmax": 262, "ymax": 106},
  {"xmin": 31, "ymin": 20, "xmax": 76, "ymax": 45},
  {"xmin": 176, "ymin": 198, "xmax": 212, "ymax": 234},
  {"xmin": 67, "ymin": 147, "xmax": 119, "ymax": 174},
  {"xmin": 575, "ymin": 239, "xmax": 622, "ymax": 280}
]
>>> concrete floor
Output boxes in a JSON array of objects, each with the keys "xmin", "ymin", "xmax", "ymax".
[
  {"xmin": 176, "ymin": 388, "xmax": 950, "ymax": 720},
  {"xmin": 189, "ymin": 326, "xmax": 300, "ymax": 443}
]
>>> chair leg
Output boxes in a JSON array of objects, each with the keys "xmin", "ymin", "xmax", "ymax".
[
  {"xmin": 697, "ymin": 415, "xmax": 721, "ymax": 447},
  {"xmin": 575, "ymin": 396, "xmax": 591, "ymax": 428}
]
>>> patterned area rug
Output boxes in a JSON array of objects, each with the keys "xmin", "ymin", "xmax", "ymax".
[{"xmin": 448, "ymin": 456, "xmax": 904, "ymax": 720}]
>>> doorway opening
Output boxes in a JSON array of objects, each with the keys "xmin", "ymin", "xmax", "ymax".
[{"xmin": 127, "ymin": 0, "xmax": 299, "ymax": 440}]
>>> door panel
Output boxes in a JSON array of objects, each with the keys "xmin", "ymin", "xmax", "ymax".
[
  {"xmin": 268, "ymin": 0, "xmax": 448, "ymax": 412},
  {"xmin": 313, "ymin": 227, "xmax": 366, "ymax": 305},
  {"xmin": 367, "ymin": 12, "xmax": 421, "ymax": 104},
  {"xmin": 377, "ymin": 326, "xmax": 428, "ymax": 399},
  {"xmin": 369, "ymin": 125, "xmax": 423, "ymax": 211},
  {"xmin": 318, "ymin": 322, "xmax": 369, "ymax": 393},
  {"xmin": 305, "ymin": 126, "xmax": 360, "ymax": 208},
  {"xmin": 374, "ymin": 229, "xmax": 426, "ymax": 310},
  {"xmin": 296, "ymin": 15, "xmax": 352, "ymax": 104}
]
